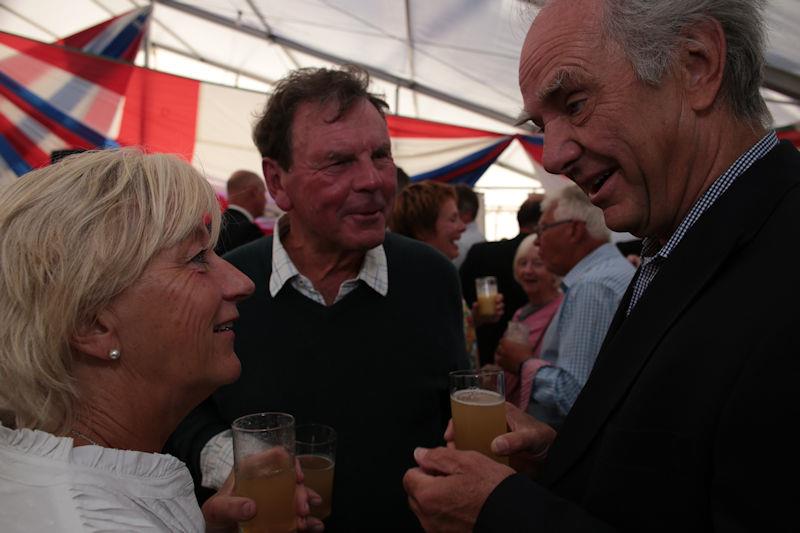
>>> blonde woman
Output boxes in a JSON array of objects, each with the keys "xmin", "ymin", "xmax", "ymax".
[
  {"xmin": 494, "ymin": 234, "xmax": 563, "ymax": 409},
  {"xmin": 0, "ymin": 148, "xmax": 320, "ymax": 532}
]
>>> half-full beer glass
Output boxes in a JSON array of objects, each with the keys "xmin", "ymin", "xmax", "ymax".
[
  {"xmin": 449, "ymin": 369, "xmax": 508, "ymax": 464},
  {"xmin": 232, "ymin": 412, "xmax": 296, "ymax": 533},
  {"xmin": 296, "ymin": 423, "xmax": 336, "ymax": 520}
]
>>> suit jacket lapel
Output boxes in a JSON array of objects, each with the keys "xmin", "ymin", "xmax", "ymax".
[
  {"xmin": 539, "ymin": 142, "xmax": 800, "ymax": 486},
  {"xmin": 596, "ymin": 269, "xmax": 638, "ymax": 351}
]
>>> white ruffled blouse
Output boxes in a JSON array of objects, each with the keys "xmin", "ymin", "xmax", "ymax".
[{"xmin": 0, "ymin": 424, "xmax": 204, "ymax": 532}]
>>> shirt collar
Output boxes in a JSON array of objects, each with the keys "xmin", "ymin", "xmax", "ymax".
[
  {"xmin": 561, "ymin": 242, "xmax": 618, "ymax": 291},
  {"xmin": 268, "ymin": 216, "xmax": 389, "ymax": 298},
  {"xmin": 641, "ymin": 131, "xmax": 778, "ymax": 260},
  {"xmin": 227, "ymin": 204, "xmax": 254, "ymax": 222}
]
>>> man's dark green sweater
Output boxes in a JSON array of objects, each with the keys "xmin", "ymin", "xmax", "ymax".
[{"xmin": 168, "ymin": 232, "xmax": 467, "ymax": 532}]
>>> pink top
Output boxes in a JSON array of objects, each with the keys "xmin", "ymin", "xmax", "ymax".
[{"xmin": 504, "ymin": 295, "xmax": 563, "ymax": 410}]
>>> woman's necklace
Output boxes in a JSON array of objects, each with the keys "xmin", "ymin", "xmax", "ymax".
[{"xmin": 69, "ymin": 429, "xmax": 100, "ymax": 446}]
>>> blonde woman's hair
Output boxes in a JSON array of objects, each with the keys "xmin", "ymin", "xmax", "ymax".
[
  {"xmin": 0, "ymin": 147, "xmax": 221, "ymax": 433},
  {"xmin": 514, "ymin": 233, "xmax": 540, "ymax": 270},
  {"xmin": 542, "ymin": 184, "xmax": 610, "ymax": 241},
  {"xmin": 513, "ymin": 233, "xmax": 561, "ymax": 288}
]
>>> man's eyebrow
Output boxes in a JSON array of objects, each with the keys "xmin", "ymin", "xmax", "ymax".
[
  {"xmin": 373, "ymin": 142, "xmax": 392, "ymax": 154},
  {"xmin": 323, "ymin": 150, "xmax": 355, "ymax": 161},
  {"xmin": 516, "ymin": 68, "xmax": 590, "ymax": 131},
  {"xmin": 537, "ymin": 68, "xmax": 585, "ymax": 102}
]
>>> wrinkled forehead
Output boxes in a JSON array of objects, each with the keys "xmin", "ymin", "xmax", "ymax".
[
  {"xmin": 296, "ymin": 97, "xmax": 382, "ymax": 130},
  {"xmin": 291, "ymin": 98, "xmax": 389, "ymax": 152},
  {"xmin": 519, "ymin": 0, "xmax": 605, "ymax": 89}
]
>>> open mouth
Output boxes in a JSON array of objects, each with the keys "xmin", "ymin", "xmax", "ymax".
[
  {"xmin": 591, "ymin": 168, "xmax": 615, "ymax": 195},
  {"xmin": 213, "ymin": 321, "xmax": 234, "ymax": 333},
  {"xmin": 351, "ymin": 210, "xmax": 382, "ymax": 222}
]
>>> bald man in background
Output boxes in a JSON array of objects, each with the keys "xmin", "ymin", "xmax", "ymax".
[{"xmin": 215, "ymin": 170, "xmax": 267, "ymax": 256}]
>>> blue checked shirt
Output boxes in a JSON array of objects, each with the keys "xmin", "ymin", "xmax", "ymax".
[
  {"xmin": 530, "ymin": 243, "xmax": 635, "ymax": 427},
  {"xmin": 268, "ymin": 216, "xmax": 389, "ymax": 304},
  {"xmin": 627, "ymin": 131, "xmax": 778, "ymax": 314}
]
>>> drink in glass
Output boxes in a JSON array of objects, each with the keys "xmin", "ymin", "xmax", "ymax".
[
  {"xmin": 232, "ymin": 412, "xmax": 297, "ymax": 533},
  {"xmin": 296, "ymin": 423, "xmax": 336, "ymax": 520},
  {"xmin": 475, "ymin": 276, "xmax": 498, "ymax": 317},
  {"xmin": 449, "ymin": 369, "xmax": 508, "ymax": 464}
]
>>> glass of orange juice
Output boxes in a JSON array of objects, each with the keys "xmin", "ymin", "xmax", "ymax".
[
  {"xmin": 232, "ymin": 412, "xmax": 296, "ymax": 533},
  {"xmin": 475, "ymin": 276, "xmax": 498, "ymax": 318}
]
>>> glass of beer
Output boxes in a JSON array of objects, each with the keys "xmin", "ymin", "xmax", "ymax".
[
  {"xmin": 475, "ymin": 276, "xmax": 498, "ymax": 318},
  {"xmin": 296, "ymin": 423, "xmax": 336, "ymax": 520},
  {"xmin": 232, "ymin": 412, "xmax": 296, "ymax": 533},
  {"xmin": 449, "ymin": 369, "xmax": 508, "ymax": 464}
]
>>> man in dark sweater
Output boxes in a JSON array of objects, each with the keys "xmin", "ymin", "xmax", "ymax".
[{"xmin": 167, "ymin": 66, "xmax": 467, "ymax": 532}]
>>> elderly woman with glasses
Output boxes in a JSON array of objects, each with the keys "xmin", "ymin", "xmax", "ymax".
[
  {"xmin": 0, "ymin": 148, "xmax": 320, "ymax": 532},
  {"xmin": 494, "ymin": 233, "xmax": 563, "ymax": 409}
]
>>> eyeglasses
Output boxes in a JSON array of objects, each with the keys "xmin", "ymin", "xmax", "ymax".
[{"xmin": 535, "ymin": 219, "xmax": 575, "ymax": 234}]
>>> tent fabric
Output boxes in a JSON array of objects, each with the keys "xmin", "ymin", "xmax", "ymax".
[
  {"xmin": 3, "ymin": 1, "xmax": 798, "ymax": 131},
  {"xmin": 56, "ymin": 6, "xmax": 152, "ymax": 63},
  {"xmin": 0, "ymin": 30, "xmax": 535, "ymax": 191},
  {"xmin": 1, "ymin": 26, "xmax": 797, "ymax": 193},
  {"xmin": 1, "ymin": 2, "xmax": 798, "ymax": 194}
]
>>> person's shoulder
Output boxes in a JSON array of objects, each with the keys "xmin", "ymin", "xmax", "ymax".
[
  {"xmin": 572, "ymin": 257, "xmax": 633, "ymax": 297},
  {"xmin": 224, "ymin": 235, "xmax": 272, "ymax": 270},
  {"xmin": 222, "ymin": 207, "xmax": 247, "ymax": 221},
  {"xmin": 463, "ymin": 236, "xmax": 512, "ymax": 260}
]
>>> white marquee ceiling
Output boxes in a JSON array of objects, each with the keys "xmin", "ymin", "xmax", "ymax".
[{"xmin": 2, "ymin": 0, "xmax": 798, "ymax": 130}]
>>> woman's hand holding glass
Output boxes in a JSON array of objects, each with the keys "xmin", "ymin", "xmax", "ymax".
[
  {"xmin": 202, "ymin": 457, "xmax": 324, "ymax": 532},
  {"xmin": 494, "ymin": 337, "xmax": 533, "ymax": 375},
  {"xmin": 472, "ymin": 292, "xmax": 505, "ymax": 326}
]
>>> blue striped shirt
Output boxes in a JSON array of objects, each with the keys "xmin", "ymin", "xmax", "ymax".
[
  {"xmin": 627, "ymin": 131, "xmax": 778, "ymax": 314},
  {"xmin": 530, "ymin": 242, "xmax": 635, "ymax": 427}
]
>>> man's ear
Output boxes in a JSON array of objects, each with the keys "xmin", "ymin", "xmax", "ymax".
[
  {"xmin": 569, "ymin": 220, "xmax": 587, "ymax": 244},
  {"xmin": 70, "ymin": 310, "xmax": 119, "ymax": 362},
  {"xmin": 262, "ymin": 158, "xmax": 293, "ymax": 212},
  {"xmin": 677, "ymin": 18, "xmax": 726, "ymax": 113}
]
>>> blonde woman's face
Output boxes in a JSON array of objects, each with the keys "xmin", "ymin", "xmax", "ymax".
[
  {"xmin": 104, "ymin": 226, "xmax": 254, "ymax": 402},
  {"xmin": 515, "ymin": 243, "xmax": 557, "ymax": 300}
]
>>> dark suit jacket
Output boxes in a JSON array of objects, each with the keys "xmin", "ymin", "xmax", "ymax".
[
  {"xmin": 214, "ymin": 207, "xmax": 264, "ymax": 256},
  {"xmin": 460, "ymin": 233, "xmax": 530, "ymax": 365},
  {"xmin": 476, "ymin": 142, "xmax": 800, "ymax": 532}
]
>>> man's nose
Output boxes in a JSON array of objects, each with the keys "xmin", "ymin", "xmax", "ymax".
[
  {"xmin": 541, "ymin": 118, "xmax": 581, "ymax": 177},
  {"xmin": 352, "ymin": 159, "xmax": 383, "ymax": 191}
]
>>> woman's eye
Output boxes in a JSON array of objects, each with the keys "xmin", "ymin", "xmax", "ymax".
[{"xmin": 191, "ymin": 249, "xmax": 209, "ymax": 265}]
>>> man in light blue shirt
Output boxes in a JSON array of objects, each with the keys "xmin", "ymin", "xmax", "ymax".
[{"xmin": 525, "ymin": 184, "xmax": 634, "ymax": 427}]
